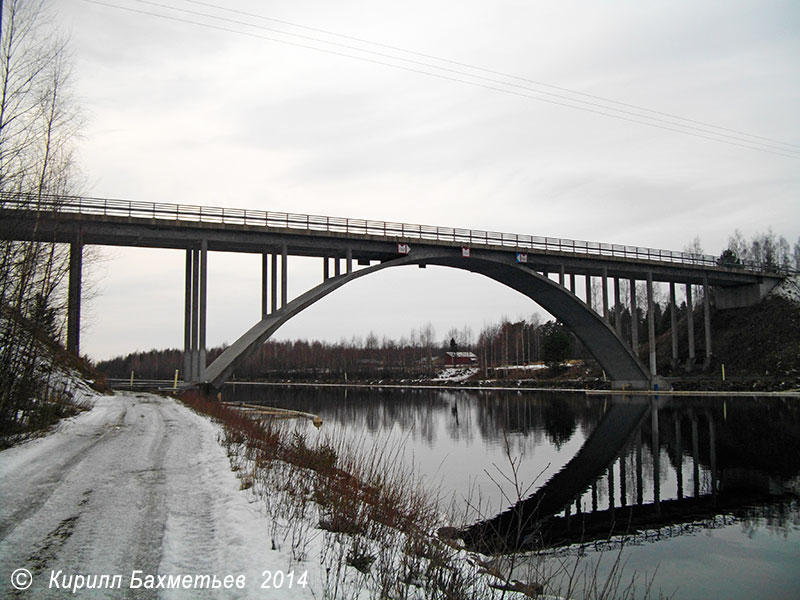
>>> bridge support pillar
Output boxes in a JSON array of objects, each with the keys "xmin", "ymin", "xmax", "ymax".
[
  {"xmin": 66, "ymin": 240, "xmax": 82, "ymax": 355},
  {"xmin": 281, "ymin": 245, "xmax": 288, "ymax": 307},
  {"xmin": 646, "ymin": 272, "xmax": 656, "ymax": 377},
  {"xmin": 183, "ymin": 243, "xmax": 208, "ymax": 382},
  {"xmin": 686, "ymin": 282, "xmax": 696, "ymax": 370},
  {"xmin": 268, "ymin": 252, "xmax": 269, "ymax": 319},
  {"xmin": 703, "ymin": 275, "xmax": 712, "ymax": 370},
  {"xmin": 323, "ymin": 256, "xmax": 330, "ymax": 281},
  {"xmin": 613, "ymin": 277, "xmax": 622, "ymax": 335},
  {"xmin": 629, "ymin": 278, "xmax": 638, "ymax": 356},
  {"xmin": 199, "ymin": 240, "xmax": 208, "ymax": 378},
  {"xmin": 334, "ymin": 256, "xmax": 341, "ymax": 277},
  {"xmin": 559, "ymin": 265, "xmax": 565, "ymax": 287},
  {"xmin": 670, "ymin": 282, "xmax": 679, "ymax": 369},
  {"xmin": 601, "ymin": 268, "xmax": 609, "ymax": 322},
  {"xmin": 346, "ymin": 249, "xmax": 353, "ymax": 274},
  {"xmin": 585, "ymin": 273, "xmax": 593, "ymax": 312},
  {"xmin": 271, "ymin": 253, "xmax": 278, "ymax": 312},
  {"xmin": 191, "ymin": 247, "xmax": 200, "ymax": 380},
  {"xmin": 569, "ymin": 273, "xmax": 575, "ymax": 294},
  {"xmin": 183, "ymin": 250, "xmax": 192, "ymax": 380}
]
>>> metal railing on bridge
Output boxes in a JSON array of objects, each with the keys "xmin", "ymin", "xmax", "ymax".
[{"xmin": 0, "ymin": 192, "xmax": 785, "ymax": 274}]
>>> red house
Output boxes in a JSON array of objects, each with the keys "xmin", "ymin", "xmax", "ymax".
[{"xmin": 444, "ymin": 351, "xmax": 478, "ymax": 367}]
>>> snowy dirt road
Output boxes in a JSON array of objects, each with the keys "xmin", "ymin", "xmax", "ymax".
[{"xmin": 0, "ymin": 393, "xmax": 315, "ymax": 599}]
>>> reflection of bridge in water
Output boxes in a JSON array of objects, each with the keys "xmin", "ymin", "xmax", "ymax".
[{"xmin": 460, "ymin": 396, "xmax": 800, "ymax": 553}]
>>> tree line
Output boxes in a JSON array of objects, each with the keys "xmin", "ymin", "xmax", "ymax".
[
  {"xmin": 95, "ymin": 302, "xmax": 693, "ymax": 381},
  {"xmin": 717, "ymin": 229, "xmax": 799, "ymax": 273}
]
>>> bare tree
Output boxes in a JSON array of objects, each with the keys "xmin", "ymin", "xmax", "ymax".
[
  {"xmin": 794, "ymin": 237, "xmax": 800, "ymax": 271},
  {"xmin": 0, "ymin": 0, "xmax": 84, "ymax": 438}
]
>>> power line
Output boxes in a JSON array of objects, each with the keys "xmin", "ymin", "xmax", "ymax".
[
  {"xmin": 81, "ymin": 0, "xmax": 800, "ymax": 159},
  {"xmin": 181, "ymin": 0, "xmax": 800, "ymax": 153},
  {"xmin": 135, "ymin": 0, "xmax": 798, "ymax": 155}
]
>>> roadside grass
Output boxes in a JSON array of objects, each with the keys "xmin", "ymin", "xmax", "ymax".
[{"xmin": 180, "ymin": 389, "xmax": 669, "ymax": 600}]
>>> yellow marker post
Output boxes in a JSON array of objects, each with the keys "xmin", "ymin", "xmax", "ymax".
[
  {"xmin": 130, "ymin": 370, "xmax": 134, "ymax": 389},
  {"xmin": 173, "ymin": 369, "xmax": 179, "ymax": 391},
  {"xmin": 721, "ymin": 363, "xmax": 726, "ymax": 382}
]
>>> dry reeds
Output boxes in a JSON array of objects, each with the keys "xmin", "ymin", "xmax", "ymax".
[{"xmin": 180, "ymin": 389, "xmax": 669, "ymax": 600}]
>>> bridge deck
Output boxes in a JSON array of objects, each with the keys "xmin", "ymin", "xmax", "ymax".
[{"xmin": 0, "ymin": 193, "xmax": 782, "ymax": 286}]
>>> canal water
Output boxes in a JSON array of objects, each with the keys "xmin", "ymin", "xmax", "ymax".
[{"xmin": 224, "ymin": 384, "xmax": 800, "ymax": 599}]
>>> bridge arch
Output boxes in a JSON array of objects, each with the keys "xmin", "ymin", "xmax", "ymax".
[{"xmin": 203, "ymin": 246, "xmax": 651, "ymax": 389}]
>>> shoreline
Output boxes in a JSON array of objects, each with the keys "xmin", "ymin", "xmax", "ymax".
[
  {"xmin": 227, "ymin": 380, "xmax": 800, "ymax": 397},
  {"xmin": 107, "ymin": 377, "xmax": 800, "ymax": 398}
]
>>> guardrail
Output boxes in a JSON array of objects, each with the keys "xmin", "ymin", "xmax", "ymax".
[{"xmin": 0, "ymin": 192, "xmax": 785, "ymax": 274}]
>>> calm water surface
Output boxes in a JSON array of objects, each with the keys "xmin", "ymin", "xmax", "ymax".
[{"xmin": 225, "ymin": 384, "xmax": 800, "ymax": 600}]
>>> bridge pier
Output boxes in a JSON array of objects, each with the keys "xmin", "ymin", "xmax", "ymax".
[
  {"xmin": 670, "ymin": 282, "xmax": 679, "ymax": 369},
  {"xmin": 703, "ymin": 275, "xmax": 712, "ymax": 370},
  {"xmin": 262, "ymin": 252, "xmax": 269, "ymax": 318},
  {"xmin": 190, "ymin": 246, "xmax": 200, "ymax": 380},
  {"xmin": 629, "ymin": 278, "xmax": 639, "ymax": 356},
  {"xmin": 585, "ymin": 273, "xmax": 593, "ymax": 312},
  {"xmin": 260, "ymin": 250, "xmax": 288, "ymax": 314},
  {"xmin": 614, "ymin": 277, "xmax": 622, "ymax": 335},
  {"xmin": 66, "ymin": 240, "xmax": 83, "ymax": 355},
  {"xmin": 271, "ymin": 253, "xmax": 278, "ymax": 312},
  {"xmin": 686, "ymin": 282, "xmax": 696, "ymax": 370},
  {"xmin": 647, "ymin": 272, "xmax": 657, "ymax": 377},
  {"xmin": 281, "ymin": 245, "xmax": 288, "ymax": 308},
  {"xmin": 183, "ymin": 242, "xmax": 208, "ymax": 382},
  {"xmin": 199, "ymin": 240, "xmax": 208, "ymax": 377},
  {"xmin": 183, "ymin": 250, "xmax": 192, "ymax": 380}
]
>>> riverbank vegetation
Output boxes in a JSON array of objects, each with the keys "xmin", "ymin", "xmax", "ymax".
[{"xmin": 180, "ymin": 388, "xmax": 668, "ymax": 599}]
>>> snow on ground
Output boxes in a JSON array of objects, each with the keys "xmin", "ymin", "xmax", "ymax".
[
  {"xmin": 0, "ymin": 392, "xmax": 317, "ymax": 599},
  {"xmin": 772, "ymin": 274, "xmax": 800, "ymax": 305},
  {"xmin": 432, "ymin": 367, "xmax": 479, "ymax": 381}
]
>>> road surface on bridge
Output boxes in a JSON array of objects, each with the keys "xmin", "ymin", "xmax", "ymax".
[{"xmin": 0, "ymin": 394, "xmax": 313, "ymax": 599}]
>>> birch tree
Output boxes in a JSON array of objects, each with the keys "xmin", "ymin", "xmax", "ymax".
[{"xmin": 0, "ymin": 0, "xmax": 84, "ymax": 437}]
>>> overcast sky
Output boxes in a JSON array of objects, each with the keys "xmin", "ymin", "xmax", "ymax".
[{"xmin": 53, "ymin": 0, "xmax": 799, "ymax": 360}]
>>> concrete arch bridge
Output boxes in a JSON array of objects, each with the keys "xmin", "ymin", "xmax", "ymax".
[{"xmin": 0, "ymin": 193, "xmax": 787, "ymax": 390}]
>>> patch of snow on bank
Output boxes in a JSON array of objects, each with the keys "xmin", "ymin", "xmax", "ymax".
[
  {"xmin": 772, "ymin": 275, "xmax": 800, "ymax": 305},
  {"xmin": 433, "ymin": 367, "xmax": 479, "ymax": 381}
]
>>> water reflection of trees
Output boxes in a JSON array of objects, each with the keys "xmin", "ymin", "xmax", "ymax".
[{"xmin": 226, "ymin": 385, "xmax": 606, "ymax": 452}]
